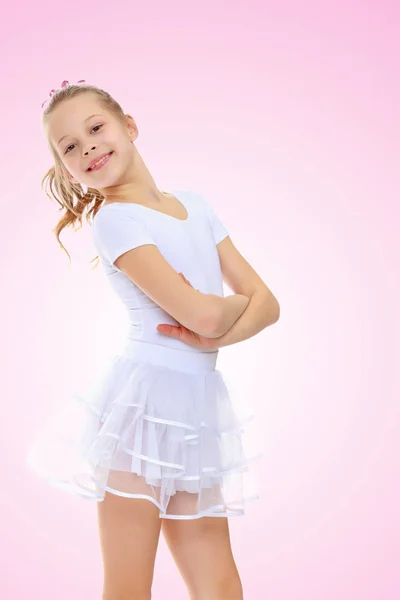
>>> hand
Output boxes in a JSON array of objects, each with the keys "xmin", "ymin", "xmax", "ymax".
[{"xmin": 156, "ymin": 273, "xmax": 217, "ymax": 350}]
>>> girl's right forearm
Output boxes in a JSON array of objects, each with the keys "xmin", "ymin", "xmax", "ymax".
[{"xmin": 210, "ymin": 294, "xmax": 250, "ymax": 337}]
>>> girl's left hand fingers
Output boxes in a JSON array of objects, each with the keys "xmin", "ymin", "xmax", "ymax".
[{"xmin": 157, "ymin": 323, "xmax": 180, "ymax": 338}]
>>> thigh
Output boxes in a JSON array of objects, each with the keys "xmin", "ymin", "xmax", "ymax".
[
  {"xmin": 162, "ymin": 514, "xmax": 243, "ymax": 600},
  {"xmin": 97, "ymin": 489, "xmax": 162, "ymax": 599}
]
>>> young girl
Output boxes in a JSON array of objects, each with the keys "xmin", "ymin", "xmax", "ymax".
[{"xmin": 27, "ymin": 80, "xmax": 280, "ymax": 600}]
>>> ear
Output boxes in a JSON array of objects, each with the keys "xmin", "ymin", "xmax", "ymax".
[{"xmin": 125, "ymin": 114, "xmax": 139, "ymax": 143}]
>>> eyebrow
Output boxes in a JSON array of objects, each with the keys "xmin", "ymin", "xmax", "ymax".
[{"xmin": 57, "ymin": 114, "xmax": 103, "ymax": 146}]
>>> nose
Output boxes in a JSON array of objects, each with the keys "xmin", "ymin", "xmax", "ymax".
[{"xmin": 84, "ymin": 146, "xmax": 96, "ymax": 156}]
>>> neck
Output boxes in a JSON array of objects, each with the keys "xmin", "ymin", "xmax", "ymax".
[{"xmin": 99, "ymin": 146, "xmax": 165, "ymax": 205}]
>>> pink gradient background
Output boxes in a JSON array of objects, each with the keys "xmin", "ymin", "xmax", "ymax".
[{"xmin": 1, "ymin": 1, "xmax": 399, "ymax": 598}]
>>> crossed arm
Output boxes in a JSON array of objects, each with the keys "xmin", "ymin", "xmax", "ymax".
[
  {"xmin": 181, "ymin": 237, "xmax": 280, "ymax": 348},
  {"xmin": 114, "ymin": 236, "xmax": 280, "ymax": 348}
]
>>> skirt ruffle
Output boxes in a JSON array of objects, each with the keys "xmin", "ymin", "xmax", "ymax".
[{"xmin": 26, "ymin": 353, "xmax": 260, "ymax": 519}]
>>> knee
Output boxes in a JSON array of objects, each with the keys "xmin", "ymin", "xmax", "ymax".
[
  {"xmin": 193, "ymin": 574, "xmax": 243, "ymax": 600},
  {"xmin": 220, "ymin": 576, "xmax": 243, "ymax": 600}
]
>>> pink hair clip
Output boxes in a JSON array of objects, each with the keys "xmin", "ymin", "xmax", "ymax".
[{"xmin": 41, "ymin": 79, "xmax": 86, "ymax": 109}]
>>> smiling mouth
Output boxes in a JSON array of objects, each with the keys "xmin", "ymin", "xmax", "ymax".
[{"xmin": 87, "ymin": 152, "xmax": 113, "ymax": 171}]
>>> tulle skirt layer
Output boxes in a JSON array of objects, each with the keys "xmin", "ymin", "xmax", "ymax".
[{"xmin": 26, "ymin": 341, "xmax": 260, "ymax": 519}]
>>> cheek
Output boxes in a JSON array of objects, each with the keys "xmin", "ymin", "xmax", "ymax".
[
  {"xmin": 59, "ymin": 159, "xmax": 78, "ymax": 181},
  {"xmin": 63, "ymin": 155, "xmax": 78, "ymax": 171},
  {"xmin": 59, "ymin": 160, "xmax": 70, "ymax": 176}
]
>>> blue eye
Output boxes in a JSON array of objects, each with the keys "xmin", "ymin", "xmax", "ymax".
[{"xmin": 64, "ymin": 124, "xmax": 103, "ymax": 154}]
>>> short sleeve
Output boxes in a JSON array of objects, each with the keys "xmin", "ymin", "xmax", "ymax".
[
  {"xmin": 92, "ymin": 206, "xmax": 156, "ymax": 265},
  {"xmin": 197, "ymin": 194, "xmax": 229, "ymax": 245},
  {"xmin": 210, "ymin": 205, "xmax": 229, "ymax": 244}
]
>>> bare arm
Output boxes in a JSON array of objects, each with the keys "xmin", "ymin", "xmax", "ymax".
[
  {"xmin": 212, "ymin": 288, "xmax": 279, "ymax": 348},
  {"xmin": 209, "ymin": 236, "xmax": 280, "ymax": 347},
  {"xmin": 210, "ymin": 294, "xmax": 250, "ymax": 337},
  {"xmin": 114, "ymin": 244, "xmax": 246, "ymax": 337}
]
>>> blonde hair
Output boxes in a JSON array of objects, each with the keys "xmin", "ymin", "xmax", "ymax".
[{"xmin": 41, "ymin": 83, "xmax": 126, "ymax": 267}]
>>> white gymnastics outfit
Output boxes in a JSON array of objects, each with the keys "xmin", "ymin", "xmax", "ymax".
[{"xmin": 26, "ymin": 190, "xmax": 260, "ymax": 519}]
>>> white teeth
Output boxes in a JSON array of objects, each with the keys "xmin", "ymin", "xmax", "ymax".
[{"xmin": 90, "ymin": 153, "xmax": 110, "ymax": 170}]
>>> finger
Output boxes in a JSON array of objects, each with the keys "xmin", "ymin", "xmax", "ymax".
[{"xmin": 156, "ymin": 324, "xmax": 181, "ymax": 339}]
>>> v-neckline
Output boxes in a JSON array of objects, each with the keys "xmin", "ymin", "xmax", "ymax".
[{"xmin": 100, "ymin": 190, "xmax": 189, "ymax": 223}]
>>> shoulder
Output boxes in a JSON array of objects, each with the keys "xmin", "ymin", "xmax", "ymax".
[
  {"xmin": 172, "ymin": 188, "xmax": 211, "ymax": 214},
  {"xmin": 176, "ymin": 189, "xmax": 225, "ymax": 221},
  {"xmin": 92, "ymin": 203, "xmax": 146, "ymax": 232},
  {"xmin": 91, "ymin": 203, "xmax": 151, "ymax": 256},
  {"xmin": 93, "ymin": 202, "xmax": 134, "ymax": 221},
  {"xmin": 171, "ymin": 188, "xmax": 204, "ymax": 202}
]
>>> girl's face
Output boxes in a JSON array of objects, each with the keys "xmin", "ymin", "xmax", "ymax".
[{"xmin": 47, "ymin": 93, "xmax": 137, "ymax": 191}]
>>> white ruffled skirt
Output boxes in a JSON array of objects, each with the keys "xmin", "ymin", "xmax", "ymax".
[{"xmin": 26, "ymin": 340, "xmax": 260, "ymax": 519}]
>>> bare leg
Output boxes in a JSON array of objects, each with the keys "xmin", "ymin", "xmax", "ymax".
[
  {"xmin": 162, "ymin": 515, "xmax": 243, "ymax": 600},
  {"xmin": 97, "ymin": 491, "xmax": 161, "ymax": 600}
]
